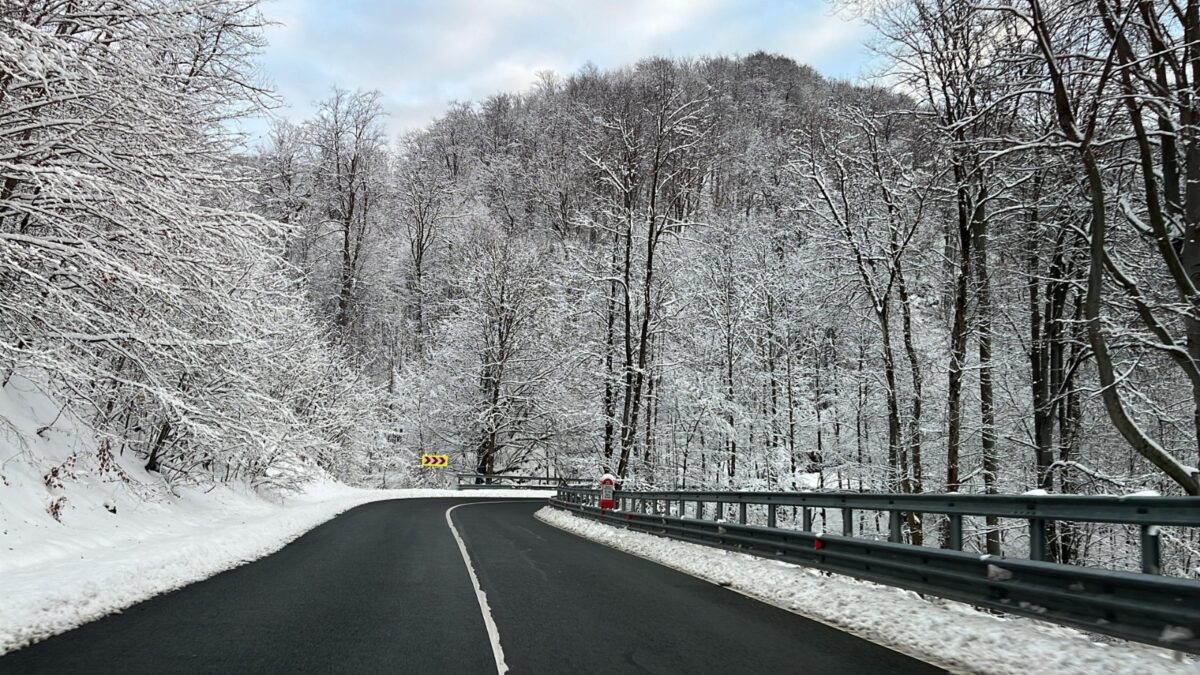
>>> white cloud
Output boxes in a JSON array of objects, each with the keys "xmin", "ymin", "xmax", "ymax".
[{"xmin": 252, "ymin": 0, "xmax": 871, "ymax": 138}]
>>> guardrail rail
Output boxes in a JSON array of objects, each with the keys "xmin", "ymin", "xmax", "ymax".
[
  {"xmin": 550, "ymin": 486, "xmax": 1200, "ymax": 654},
  {"xmin": 455, "ymin": 473, "xmax": 593, "ymax": 490}
]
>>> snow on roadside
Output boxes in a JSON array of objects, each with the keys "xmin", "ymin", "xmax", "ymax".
[
  {"xmin": 0, "ymin": 487, "xmax": 551, "ymax": 655},
  {"xmin": 536, "ymin": 506, "xmax": 1196, "ymax": 675},
  {"xmin": 0, "ymin": 371, "xmax": 554, "ymax": 653}
]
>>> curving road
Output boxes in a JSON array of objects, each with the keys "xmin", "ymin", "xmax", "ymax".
[{"xmin": 1, "ymin": 498, "xmax": 943, "ymax": 674}]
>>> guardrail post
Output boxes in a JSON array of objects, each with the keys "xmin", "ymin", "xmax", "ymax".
[
  {"xmin": 767, "ymin": 503, "xmax": 777, "ymax": 528},
  {"xmin": 1140, "ymin": 525, "xmax": 1161, "ymax": 574},
  {"xmin": 949, "ymin": 514, "xmax": 963, "ymax": 550},
  {"xmin": 696, "ymin": 501, "xmax": 704, "ymax": 520},
  {"xmin": 802, "ymin": 507, "xmax": 812, "ymax": 532},
  {"xmin": 842, "ymin": 508, "xmax": 853, "ymax": 536},
  {"xmin": 739, "ymin": 502, "xmax": 747, "ymax": 525},
  {"xmin": 1029, "ymin": 518, "xmax": 1046, "ymax": 561},
  {"xmin": 679, "ymin": 498, "xmax": 686, "ymax": 517},
  {"xmin": 889, "ymin": 511, "xmax": 902, "ymax": 543}
]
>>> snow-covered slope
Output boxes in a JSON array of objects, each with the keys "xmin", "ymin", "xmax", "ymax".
[
  {"xmin": 0, "ymin": 375, "xmax": 551, "ymax": 654},
  {"xmin": 0, "ymin": 374, "xmax": 353, "ymax": 571},
  {"xmin": 0, "ymin": 482, "xmax": 548, "ymax": 655}
]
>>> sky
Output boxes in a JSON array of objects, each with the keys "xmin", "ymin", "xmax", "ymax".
[{"xmin": 247, "ymin": 0, "xmax": 875, "ymax": 139}]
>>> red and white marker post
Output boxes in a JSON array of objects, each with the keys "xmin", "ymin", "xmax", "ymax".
[{"xmin": 599, "ymin": 473, "xmax": 616, "ymax": 511}]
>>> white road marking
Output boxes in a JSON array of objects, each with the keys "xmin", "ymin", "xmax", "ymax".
[{"xmin": 446, "ymin": 501, "xmax": 523, "ymax": 675}]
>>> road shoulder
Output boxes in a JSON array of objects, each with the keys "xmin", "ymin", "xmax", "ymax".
[{"xmin": 536, "ymin": 506, "xmax": 1194, "ymax": 675}]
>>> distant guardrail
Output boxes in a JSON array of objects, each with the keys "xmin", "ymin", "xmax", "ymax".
[
  {"xmin": 455, "ymin": 473, "xmax": 593, "ymax": 490},
  {"xmin": 550, "ymin": 486, "xmax": 1200, "ymax": 654}
]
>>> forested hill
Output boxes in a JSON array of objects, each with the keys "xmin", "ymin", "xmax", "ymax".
[
  {"xmin": 254, "ymin": 54, "xmax": 916, "ymax": 489},
  {"xmin": 4, "ymin": 0, "xmax": 1200, "ymax": 536},
  {"xmin": 259, "ymin": 31, "xmax": 1200, "ymax": 515}
]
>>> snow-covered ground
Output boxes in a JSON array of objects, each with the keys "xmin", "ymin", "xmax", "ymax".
[
  {"xmin": 1, "ymin": 483, "xmax": 550, "ymax": 655},
  {"xmin": 536, "ymin": 506, "xmax": 1198, "ymax": 675},
  {"xmin": 0, "ymin": 373, "xmax": 553, "ymax": 654}
]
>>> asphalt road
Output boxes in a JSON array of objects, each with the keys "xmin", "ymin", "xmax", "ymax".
[{"xmin": 1, "ymin": 498, "xmax": 943, "ymax": 674}]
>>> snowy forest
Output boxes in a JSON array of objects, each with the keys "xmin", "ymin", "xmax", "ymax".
[{"xmin": 5, "ymin": 0, "xmax": 1200, "ymax": 545}]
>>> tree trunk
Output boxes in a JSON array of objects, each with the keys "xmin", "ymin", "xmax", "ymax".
[
  {"xmin": 896, "ymin": 260, "xmax": 924, "ymax": 544},
  {"xmin": 945, "ymin": 183, "xmax": 974, "ymax": 497},
  {"xmin": 975, "ymin": 213, "xmax": 1000, "ymax": 555},
  {"xmin": 602, "ymin": 230, "xmax": 619, "ymax": 468}
]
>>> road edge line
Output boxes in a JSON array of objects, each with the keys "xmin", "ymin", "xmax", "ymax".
[
  {"xmin": 533, "ymin": 506, "xmax": 965, "ymax": 675},
  {"xmin": 446, "ymin": 502, "xmax": 512, "ymax": 675}
]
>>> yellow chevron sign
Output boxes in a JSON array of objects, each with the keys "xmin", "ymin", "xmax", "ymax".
[{"xmin": 421, "ymin": 454, "xmax": 449, "ymax": 468}]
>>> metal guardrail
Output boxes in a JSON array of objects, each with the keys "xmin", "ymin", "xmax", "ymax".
[
  {"xmin": 551, "ymin": 487, "xmax": 1200, "ymax": 654},
  {"xmin": 455, "ymin": 473, "xmax": 592, "ymax": 490}
]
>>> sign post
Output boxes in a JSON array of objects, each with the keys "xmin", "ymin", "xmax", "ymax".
[{"xmin": 599, "ymin": 473, "xmax": 616, "ymax": 511}]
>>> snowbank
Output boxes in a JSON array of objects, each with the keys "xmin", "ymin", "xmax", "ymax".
[
  {"xmin": 0, "ymin": 372, "xmax": 553, "ymax": 653},
  {"xmin": 536, "ymin": 507, "xmax": 1196, "ymax": 675},
  {"xmin": 1, "ymin": 486, "xmax": 551, "ymax": 654}
]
